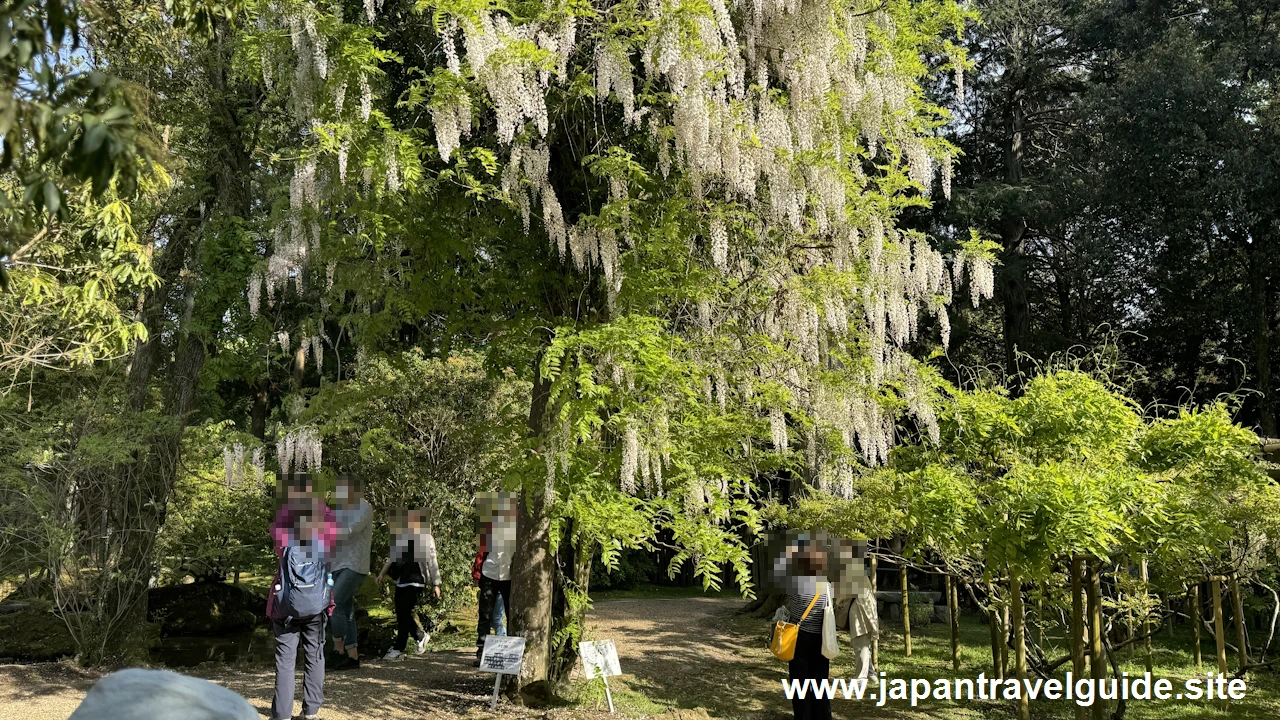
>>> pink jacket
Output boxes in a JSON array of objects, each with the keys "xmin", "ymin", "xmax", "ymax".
[{"xmin": 266, "ymin": 501, "xmax": 337, "ymax": 619}]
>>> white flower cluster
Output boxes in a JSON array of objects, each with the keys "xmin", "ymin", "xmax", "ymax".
[
  {"xmin": 277, "ymin": 427, "xmax": 323, "ymax": 476},
  {"xmin": 223, "ymin": 444, "xmax": 267, "ymax": 488},
  {"xmin": 953, "ymin": 250, "xmax": 996, "ymax": 308},
  {"xmin": 427, "ymin": 0, "xmax": 981, "ymax": 481}
]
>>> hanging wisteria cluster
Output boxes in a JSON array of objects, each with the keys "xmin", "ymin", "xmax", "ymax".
[
  {"xmin": 248, "ymin": 0, "xmax": 387, "ymax": 368},
  {"xmin": 277, "ymin": 427, "xmax": 324, "ymax": 476},
  {"xmin": 422, "ymin": 0, "xmax": 979, "ymax": 506},
  {"xmin": 222, "ymin": 443, "xmax": 266, "ymax": 488}
]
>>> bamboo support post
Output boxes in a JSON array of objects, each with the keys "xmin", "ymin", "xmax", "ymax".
[
  {"xmin": 1087, "ymin": 558, "xmax": 1106, "ymax": 720},
  {"xmin": 1141, "ymin": 558, "xmax": 1153, "ymax": 674},
  {"xmin": 947, "ymin": 575, "xmax": 961, "ymax": 671},
  {"xmin": 1230, "ymin": 572, "xmax": 1249, "ymax": 672},
  {"xmin": 870, "ymin": 554, "xmax": 878, "ymax": 670},
  {"xmin": 1211, "ymin": 576, "xmax": 1228, "ymax": 676},
  {"xmin": 1191, "ymin": 583, "xmax": 1202, "ymax": 669},
  {"xmin": 987, "ymin": 579, "xmax": 1003, "ymax": 679},
  {"xmin": 1010, "ymin": 565, "xmax": 1029, "ymax": 720},
  {"xmin": 901, "ymin": 561, "xmax": 911, "ymax": 657},
  {"xmin": 1071, "ymin": 557, "xmax": 1087, "ymax": 720}
]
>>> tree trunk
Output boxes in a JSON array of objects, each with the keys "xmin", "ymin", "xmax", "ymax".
[
  {"xmin": 1211, "ymin": 576, "xmax": 1229, "ymax": 711},
  {"xmin": 988, "ymin": 579, "xmax": 1003, "ymax": 679},
  {"xmin": 549, "ymin": 524, "xmax": 593, "ymax": 683},
  {"xmin": 870, "ymin": 554, "xmax": 879, "ymax": 670},
  {"xmin": 947, "ymin": 575, "xmax": 961, "ymax": 671},
  {"xmin": 1211, "ymin": 577, "xmax": 1228, "ymax": 676},
  {"xmin": 1000, "ymin": 601, "xmax": 1010, "ymax": 676},
  {"xmin": 1249, "ymin": 245, "xmax": 1276, "ymax": 435},
  {"xmin": 1141, "ymin": 558, "xmax": 1153, "ymax": 674},
  {"xmin": 1010, "ymin": 566, "xmax": 1029, "ymax": 720},
  {"xmin": 901, "ymin": 562, "xmax": 911, "ymax": 657},
  {"xmin": 508, "ymin": 365, "xmax": 555, "ymax": 687},
  {"xmin": 1230, "ymin": 572, "xmax": 1249, "ymax": 672},
  {"xmin": 251, "ymin": 378, "xmax": 270, "ymax": 440},
  {"xmin": 999, "ymin": 92, "xmax": 1030, "ymax": 385},
  {"xmin": 1087, "ymin": 559, "xmax": 1106, "ymax": 720},
  {"xmin": 1191, "ymin": 584, "xmax": 1202, "ymax": 669},
  {"xmin": 1071, "ymin": 557, "xmax": 1087, "ymax": 720}
]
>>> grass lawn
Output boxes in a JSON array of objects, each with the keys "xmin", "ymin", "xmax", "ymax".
[{"xmin": 574, "ymin": 585, "xmax": 1280, "ymax": 720}]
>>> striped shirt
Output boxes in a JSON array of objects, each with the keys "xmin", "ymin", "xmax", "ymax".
[{"xmin": 787, "ymin": 583, "xmax": 831, "ymax": 634}]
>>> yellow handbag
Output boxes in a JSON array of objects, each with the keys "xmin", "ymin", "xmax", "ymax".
[{"xmin": 770, "ymin": 584, "xmax": 823, "ymax": 662}]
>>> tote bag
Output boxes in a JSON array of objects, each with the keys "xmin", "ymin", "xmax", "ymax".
[
  {"xmin": 821, "ymin": 583, "xmax": 840, "ymax": 659},
  {"xmin": 770, "ymin": 584, "xmax": 823, "ymax": 662}
]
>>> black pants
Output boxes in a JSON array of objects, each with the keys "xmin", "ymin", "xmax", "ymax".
[
  {"xmin": 393, "ymin": 585, "xmax": 425, "ymax": 652},
  {"xmin": 271, "ymin": 614, "xmax": 326, "ymax": 720},
  {"xmin": 789, "ymin": 630, "xmax": 832, "ymax": 720},
  {"xmin": 477, "ymin": 574, "xmax": 511, "ymax": 649}
]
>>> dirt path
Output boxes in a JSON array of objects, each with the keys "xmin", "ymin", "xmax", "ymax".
[{"xmin": 0, "ymin": 596, "xmax": 794, "ymax": 720}]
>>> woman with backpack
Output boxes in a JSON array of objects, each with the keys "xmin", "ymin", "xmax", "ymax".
[
  {"xmin": 375, "ymin": 508, "xmax": 441, "ymax": 660},
  {"xmin": 267, "ymin": 477, "xmax": 336, "ymax": 720}
]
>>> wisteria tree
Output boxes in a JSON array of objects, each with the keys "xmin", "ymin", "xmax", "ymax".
[{"xmin": 238, "ymin": 0, "xmax": 995, "ymax": 684}]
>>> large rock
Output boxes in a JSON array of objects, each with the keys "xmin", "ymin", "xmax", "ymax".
[
  {"xmin": 147, "ymin": 583, "xmax": 267, "ymax": 637},
  {"xmin": 0, "ymin": 608, "xmax": 76, "ymax": 662}
]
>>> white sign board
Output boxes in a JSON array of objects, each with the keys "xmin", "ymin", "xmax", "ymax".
[
  {"xmin": 579, "ymin": 640, "xmax": 622, "ymax": 679},
  {"xmin": 480, "ymin": 635, "xmax": 526, "ymax": 711},
  {"xmin": 480, "ymin": 635, "xmax": 525, "ymax": 675}
]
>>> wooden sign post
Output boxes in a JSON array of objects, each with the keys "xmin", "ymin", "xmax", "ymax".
[
  {"xmin": 479, "ymin": 635, "xmax": 526, "ymax": 710},
  {"xmin": 579, "ymin": 639, "xmax": 623, "ymax": 713}
]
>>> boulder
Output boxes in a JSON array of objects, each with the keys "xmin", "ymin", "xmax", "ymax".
[
  {"xmin": 147, "ymin": 583, "xmax": 266, "ymax": 637},
  {"xmin": 0, "ymin": 608, "xmax": 76, "ymax": 662}
]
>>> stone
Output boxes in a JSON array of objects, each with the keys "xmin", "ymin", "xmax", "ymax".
[
  {"xmin": 0, "ymin": 608, "xmax": 76, "ymax": 662},
  {"xmin": 147, "ymin": 583, "xmax": 267, "ymax": 637}
]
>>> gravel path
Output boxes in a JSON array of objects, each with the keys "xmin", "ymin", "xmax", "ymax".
[{"xmin": 0, "ymin": 596, "xmax": 769, "ymax": 720}]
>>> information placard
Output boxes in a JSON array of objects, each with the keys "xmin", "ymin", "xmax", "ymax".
[
  {"xmin": 579, "ymin": 640, "xmax": 622, "ymax": 679},
  {"xmin": 480, "ymin": 635, "xmax": 525, "ymax": 675},
  {"xmin": 579, "ymin": 639, "xmax": 622, "ymax": 713},
  {"xmin": 480, "ymin": 635, "xmax": 526, "ymax": 710}
]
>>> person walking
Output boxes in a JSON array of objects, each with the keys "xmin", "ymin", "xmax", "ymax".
[
  {"xmin": 474, "ymin": 493, "xmax": 516, "ymax": 666},
  {"xmin": 267, "ymin": 477, "xmax": 336, "ymax": 720},
  {"xmin": 328, "ymin": 474, "xmax": 372, "ymax": 670},
  {"xmin": 375, "ymin": 509, "xmax": 441, "ymax": 660}
]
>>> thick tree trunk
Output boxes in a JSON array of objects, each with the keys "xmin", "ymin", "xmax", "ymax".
[
  {"xmin": 1000, "ymin": 93, "xmax": 1031, "ymax": 385},
  {"xmin": 251, "ymin": 378, "xmax": 270, "ymax": 440},
  {"xmin": 89, "ymin": 24, "xmax": 252, "ymax": 664},
  {"xmin": 509, "ymin": 365, "xmax": 555, "ymax": 687},
  {"xmin": 1249, "ymin": 247, "xmax": 1276, "ymax": 435}
]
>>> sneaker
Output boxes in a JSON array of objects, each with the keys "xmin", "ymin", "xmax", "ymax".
[
  {"xmin": 473, "ymin": 648, "xmax": 483, "ymax": 667},
  {"xmin": 325, "ymin": 654, "xmax": 349, "ymax": 671},
  {"xmin": 416, "ymin": 634, "xmax": 429, "ymax": 654},
  {"xmin": 384, "ymin": 649, "xmax": 404, "ymax": 660},
  {"xmin": 333, "ymin": 656, "xmax": 360, "ymax": 671}
]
